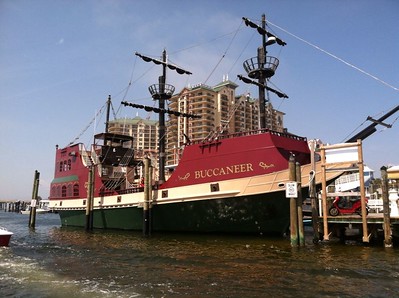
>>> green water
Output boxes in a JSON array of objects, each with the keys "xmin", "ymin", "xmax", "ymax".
[{"xmin": 1, "ymin": 212, "xmax": 398, "ymax": 297}]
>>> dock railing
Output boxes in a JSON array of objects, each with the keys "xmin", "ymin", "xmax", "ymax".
[{"xmin": 320, "ymin": 140, "xmax": 369, "ymax": 242}]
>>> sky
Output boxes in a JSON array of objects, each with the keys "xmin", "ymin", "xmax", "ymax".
[{"xmin": 1, "ymin": 0, "xmax": 398, "ymax": 201}]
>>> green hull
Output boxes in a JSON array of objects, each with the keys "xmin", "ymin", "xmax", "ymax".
[{"xmin": 58, "ymin": 192, "xmax": 290, "ymax": 235}]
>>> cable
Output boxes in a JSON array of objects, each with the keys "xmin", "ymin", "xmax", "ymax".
[{"xmin": 268, "ymin": 20, "xmax": 399, "ymax": 92}]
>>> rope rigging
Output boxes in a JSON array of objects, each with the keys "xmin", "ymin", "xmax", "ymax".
[
  {"xmin": 67, "ymin": 104, "xmax": 107, "ymax": 147},
  {"xmin": 203, "ymin": 19, "xmax": 244, "ymax": 85},
  {"xmin": 268, "ymin": 20, "xmax": 399, "ymax": 92}
]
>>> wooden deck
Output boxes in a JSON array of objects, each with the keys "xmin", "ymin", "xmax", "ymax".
[
  {"xmin": 317, "ymin": 213, "xmax": 399, "ymax": 244},
  {"xmin": 320, "ymin": 213, "xmax": 399, "ymax": 224}
]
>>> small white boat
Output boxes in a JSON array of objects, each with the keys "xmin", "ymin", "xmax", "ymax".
[
  {"xmin": 20, "ymin": 207, "xmax": 50, "ymax": 215},
  {"xmin": 0, "ymin": 227, "xmax": 13, "ymax": 246}
]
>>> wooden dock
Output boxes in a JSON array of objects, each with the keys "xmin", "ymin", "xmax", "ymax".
[{"xmin": 318, "ymin": 214, "xmax": 399, "ymax": 244}]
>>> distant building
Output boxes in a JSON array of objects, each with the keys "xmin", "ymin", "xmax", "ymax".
[{"xmin": 107, "ymin": 117, "xmax": 159, "ymax": 160}]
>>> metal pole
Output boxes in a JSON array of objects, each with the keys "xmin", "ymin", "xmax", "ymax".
[
  {"xmin": 381, "ymin": 166, "xmax": 392, "ymax": 247},
  {"xmin": 289, "ymin": 154, "xmax": 298, "ymax": 246}
]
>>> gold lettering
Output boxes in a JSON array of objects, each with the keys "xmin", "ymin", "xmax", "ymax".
[
  {"xmin": 234, "ymin": 165, "xmax": 240, "ymax": 173},
  {"xmin": 193, "ymin": 163, "xmax": 255, "ymax": 179},
  {"xmin": 226, "ymin": 166, "xmax": 233, "ymax": 174}
]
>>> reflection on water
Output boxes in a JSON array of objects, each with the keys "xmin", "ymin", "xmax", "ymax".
[{"xmin": 1, "ymin": 212, "xmax": 399, "ymax": 297}]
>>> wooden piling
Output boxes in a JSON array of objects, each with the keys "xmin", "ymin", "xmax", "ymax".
[
  {"xmin": 289, "ymin": 154, "xmax": 298, "ymax": 246},
  {"xmin": 143, "ymin": 157, "xmax": 151, "ymax": 236},
  {"xmin": 381, "ymin": 166, "xmax": 392, "ymax": 247},
  {"xmin": 29, "ymin": 170, "xmax": 40, "ymax": 229},
  {"xmin": 85, "ymin": 166, "xmax": 94, "ymax": 231},
  {"xmin": 296, "ymin": 162, "xmax": 305, "ymax": 246},
  {"xmin": 309, "ymin": 140, "xmax": 319, "ymax": 243},
  {"xmin": 320, "ymin": 147, "xmax": 329, "ymax": 241},
  {"xmin": 357, "ymin": 140, "xmax": 369, "ymax": 243}
]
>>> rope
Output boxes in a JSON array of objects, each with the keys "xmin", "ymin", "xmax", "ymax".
[
  {"xmin": 268, "ymin": 20, "xmax": 399, "ymax": 92},
  {"xmin": 67, "ymin": 104, "xmax": 106, "ymax": 146},
  {"xmin": 203, "ymin": 20, "xmax": 243, "ymax": 85}
]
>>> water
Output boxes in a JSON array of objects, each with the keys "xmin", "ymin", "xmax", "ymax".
[{"xmin": 1, "ymin": 211, "xmax": 398, "ymax": 298}]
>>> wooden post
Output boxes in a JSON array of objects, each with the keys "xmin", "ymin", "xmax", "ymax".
[
  {"xmin": 29, "ymin": 170, "xmax": 40, "ymax": 229},
  {"xmin": 309, "ymin": 140, "xmax": 319, "ymax": 243},
  {"xmin": 357, "ymin": 140, "xmax": 369, "ymax": 243},
  {"xmin": 296, "ymin": 162, "xmax": 305, "ymax": 246},
  {"xmin": 381, "ymin": 166, "xmax": 392, "ymax": 247},
  {"xmin": 85, "ymin": 166, "xmax": 94, "ymax": 231},
  {"xmin": 143, "ymin": 157, "xmax": 151, "ymax": 236},
  {"xmin": 320, "ymin": 147, "xmax": 329, "ymax": 241},
  {"xmin": 289, "ymin": 154, "xmax": 298, "ymax": 246}
]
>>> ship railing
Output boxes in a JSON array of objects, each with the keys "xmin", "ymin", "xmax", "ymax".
[
  {"xmin": 90, "ymin": 145, "xmax": 101, "ymax": 165},
  {"xmin": 190, "ymin": 128, "xmax": 306, "ymax": 145},
  {"xmin": 99, "ymin": 183, "xmax": 159, "ymax": 197}
]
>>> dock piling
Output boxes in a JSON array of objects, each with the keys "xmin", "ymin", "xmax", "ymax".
[
  {"xmin": 143, "ymin": 157, "xmax": 151, "ymax": 236},
  {"xmin": 29, "ymin": 170, "xmax": 40, "ymax": 229},
  {"xmin": 85, "ymin": 166, "xmax": 94, "ymax": 231},
  {"xmin": 289, "ymin": 154, "xmax": 298, "ymax": 246},
  {"xmin": 309, "ymin": 140, "xmax": 319, "ymax": 243},
  {"xmin": 296, "ymin": 162, "xmax": 305, "ymax": 246},
  {"xmin": 381, "ymin": 166, "xmax": 392, "ymax": 247}
]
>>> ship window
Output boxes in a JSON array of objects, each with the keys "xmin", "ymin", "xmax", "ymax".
[
  {"xmin": 73, "ymin": 184, "xmax": 79, "ymax": 197},
  {"xmin": 61, "ymin": 185, "xmax": 67, "ymax": 197},
  {"xmin": 67, "ymin": 184, "xmax": 72, "ymax": 197}
]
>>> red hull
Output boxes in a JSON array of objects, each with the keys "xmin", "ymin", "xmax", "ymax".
[{"xmin": 0, "ymin": 233, "xmax": 12, "ymax": 246}]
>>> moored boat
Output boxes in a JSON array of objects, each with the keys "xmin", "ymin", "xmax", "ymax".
[
  {"xmin": 0, "ymin": 227, "xmax": 13, "ymax": 246},
  {"xmin": 49, "ymin": 14, "xmax": 346, "ymax": 235},
  {"xmin": 20, "ymin": 206, "xmax": 50, "ymax": 215}
]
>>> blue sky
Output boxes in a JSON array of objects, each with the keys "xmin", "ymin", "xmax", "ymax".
[{"xmin": 1, "ymin": 0, "xmax": 398, "ymax": 201}]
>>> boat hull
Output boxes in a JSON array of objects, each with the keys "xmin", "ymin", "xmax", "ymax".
[
  {"xmin": 0, "ymin": 231, "xmax": 13, "ymax": 246},
  {"xmin": 58, "ymin": 191, "xmax": 290, "ymax": 235}
]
